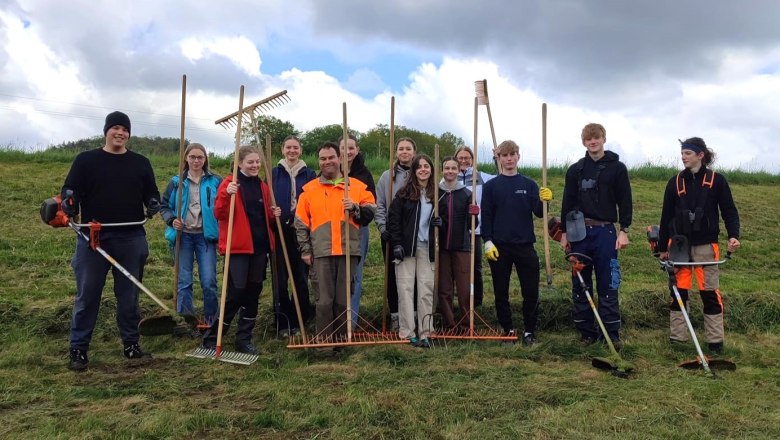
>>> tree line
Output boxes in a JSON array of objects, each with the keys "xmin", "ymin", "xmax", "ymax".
[{"xmin": 47, "ymin": 116, "xmax": 466, "ymax": 159}]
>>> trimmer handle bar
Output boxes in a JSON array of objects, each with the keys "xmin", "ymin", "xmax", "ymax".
[{"xmin": 71, "ymin": 219, "xmax": 148, "ymax": 228}]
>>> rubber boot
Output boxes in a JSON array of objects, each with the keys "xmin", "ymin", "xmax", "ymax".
[{"xmin": 234, "ymin": 308, "xmax": 258, "ymax": 354}]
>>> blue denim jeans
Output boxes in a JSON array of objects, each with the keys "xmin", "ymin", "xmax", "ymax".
[
  {"xmin": 177, "ymin": 232, "xmax": 218, "ymax": 324},
  {"xmin": 351, "ymin": 225, "xmax": 370, "ymax": 326},
  {"xmin": 70, "ymin": 231, "xmax": 148, "ymax": 350}
]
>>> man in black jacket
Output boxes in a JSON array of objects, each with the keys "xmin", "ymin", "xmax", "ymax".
[
  {"xmin": 60, "ymin": 111, "xmax": 161, "ymax": 371},
  {"xmin": 560, "ymin": 123, "xmax": 632, "ymax": 349},
  {"xmin": 657, "ymin": 137, "xmax": 740, "ymax": 355}
]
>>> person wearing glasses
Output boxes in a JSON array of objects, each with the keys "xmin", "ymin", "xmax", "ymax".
[{"xmin": 161, "ymin": 143, "xmax": 222, "ymax": 327}]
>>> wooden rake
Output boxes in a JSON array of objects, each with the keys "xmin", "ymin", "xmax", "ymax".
[
  {"xmin": 214, "ymin": 90, "xmax": 290, "ymax": 129},
  {"xmin": 474, "ymin": 79, "xmax": 500, "ymax": 173}
]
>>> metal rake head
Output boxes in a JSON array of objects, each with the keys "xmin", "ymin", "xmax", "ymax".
[
  {"xmin": 185, "ymin": 346, "xmax": 259, "ymax": 365},
  {"xmin": 215, "ymin": 90, "xmax": 290, "ymax": 128},
  {"xmin": 475, "ymin": 79, "xmax": 489, "ymax": 105}
]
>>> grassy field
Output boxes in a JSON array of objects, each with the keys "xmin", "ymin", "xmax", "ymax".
[{"xmin": 1, "ymin": 149, "xmax": 780, "ymax": 439}]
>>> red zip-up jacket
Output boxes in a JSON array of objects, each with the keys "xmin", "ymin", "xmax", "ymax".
[{"xmin": 215, "ymin": 174, "xmax": 276, "ymax": 255}]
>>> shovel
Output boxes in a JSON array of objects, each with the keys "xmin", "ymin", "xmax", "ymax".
[{"xmin": 566, "ymin": 252, "xmax": 635, "ymax": 378}]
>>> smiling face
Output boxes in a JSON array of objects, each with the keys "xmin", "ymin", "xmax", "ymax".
[
  {"xmin": 104, "ymin": 125, "xmax": 129, "ymax": 152},
  {"xmin": 582, "ymin": 135, "xmax": 605, "ymax": 156},
  {"xmin": 442, "ymin": 159, "xmax": 459, "ymax": 182},
  {"xmin": 396, "ymin": 140, "xmax": 416, "ymax": 165},
  {"xmin": 455, "ymin": 149, "xmax": 473, "ymax": 171},
  {"xmin": 282, "ymin": 138, "xmax": 302, "ymax": 163},
  {"xmin": 186, "ymin": 146, "xmax": 207, "ymax": 173},
  {"xmin": 239, "ymin": 152, "xmax": 261, "ymax": 177},
  {"xmin": 340, "ymin": 138, "xmax": 359, "ymax": 164},
  {"xmin": 415, "ymin": 157, "xmax": 432, "ymax": 184},
  {"xmin": 318, "ymin": 146, "xmax": 341, "ymax": 180}
]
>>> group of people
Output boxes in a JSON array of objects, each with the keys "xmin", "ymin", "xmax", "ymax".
[{"xmin": 60, "ymin": 112, "xmax": 740, "ymax": 372}]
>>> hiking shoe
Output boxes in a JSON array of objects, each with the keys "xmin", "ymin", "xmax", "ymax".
[
  {"xmin": 708, "ymin": 342, "xmax": 723, "ymax": 355},
  {"xmin": 391, "ymin": 313, "xmax": 400, "ymax": 332},
  {"xmin": 414, "ymin": 338, "xmax": 432, "ymax": 349},
  {"xmin": 68, "ymin": 348, "xmax": 89, "ymax": 371},
  {"xmin": 235, "ymin": 342, "xmax": 258, "ymax": 355},
  {"xmin": 502, "ymin": 329, "xmax": 517, "ymax": 346},
  {"xmin": 279, "ymin": 329, "xmax": 290, "ymax": 338},
  {"xmin": 123, "ymin": 343, "xmax": 151, "ymax": 359},
  {"xmin": 522, "ymin": 332, "xmax": 537, "ymax": 346},
  {"xmin": 580, "ymin": 335, "xmax": 597, "ymax": 347},
  {"xmin": 610, "ymin": 339, "xmax": 623, "ymax": 352}
]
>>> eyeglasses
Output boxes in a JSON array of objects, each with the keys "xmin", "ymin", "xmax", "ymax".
[{"xmin": 187, "ymin": 156, "xmax": 206, "ymax": 161}]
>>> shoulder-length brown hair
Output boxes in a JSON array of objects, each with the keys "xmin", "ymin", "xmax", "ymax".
[{"xmin": 396, "ymin": 154, "xmax": 435, "ymax": 201}]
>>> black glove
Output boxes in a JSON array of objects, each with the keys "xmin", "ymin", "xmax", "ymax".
[
  {"xmin": 381, "ymin": 230, "xmax": 392, "ymax": 243},
  {"xmin": 392, "ymin": 245, "xmax": 405, "ymax": 262},
  {"xmin": 146, "ymin": 198, "xmax": 161, "ymax": 219},
  {"xmin": 61, "ymin": 189, "xmax": 78, "ymax": 217},
  {"xmin": 431, "ymin": 216, "xmax": 442, "ymax": 227}
]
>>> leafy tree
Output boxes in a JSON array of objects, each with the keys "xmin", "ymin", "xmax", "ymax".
[
  {"xmin": 242, "ymin": 115, "xmax": 299, "ymax": 150},
  {"xmin": 299, "ymin": 124, "xmax": 359, "ymax": 155}
]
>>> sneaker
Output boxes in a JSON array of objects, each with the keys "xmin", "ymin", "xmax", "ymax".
[
  {"xmin": 708, "ymin": 342, "xmax": 723, "ymax": 355},
  {"xmin": 291, "ymin": 328, "xmax": 301, "ymax": 337},
  {"xmin": 522, "ymin": 332, "xmax": 537, "ymax": 346},
  {"xmin": 391, "ymin": 313, "xmax": 400, "ymax": 332},
  {"xmin": 68, "ymin": 348, "xmax": 89, "ymax": 371},
  {"xmin": 279, "ymin": 329, "xmax": 290, "ymax": 338},
  {"xmin": 502, "ymin": 329, "xmax": 517, "ymax": 346},
  {"xmin": 408, "ymin": 337, "xmax": 419, "ymax": 346},
  {"xmin": 235, "ymin": 342, "xmax": 258, "ymax": 355},
  {"xmin": 415, "ymin": 338, "xmax": 432, "ymax": 349},
  {"xmin": 123, "ymin": 343, "xmax": 151, "ymax": 359},
  {"xmin": 580, "ymin": 335, "xmax": 597, "ymax": 347}
]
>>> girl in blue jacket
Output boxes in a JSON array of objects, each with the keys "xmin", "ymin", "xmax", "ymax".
[{"xmin": 161, "ymin": 143, "xmax": 222, "ymax": 326}]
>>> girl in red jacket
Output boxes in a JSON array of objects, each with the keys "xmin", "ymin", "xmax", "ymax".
[{"xmin": 202, "ymin": 146, "xmax": 280, "ymax": 354}]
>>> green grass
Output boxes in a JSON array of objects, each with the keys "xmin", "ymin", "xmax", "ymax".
[{"xmin": 1, "ymin": 149, "xmax": 780, "ymax": 439}]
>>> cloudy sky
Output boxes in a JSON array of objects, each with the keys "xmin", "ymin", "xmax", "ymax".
[{"xmin": 2, "ymin": 0, "xmax": 780, "ymax": 171}]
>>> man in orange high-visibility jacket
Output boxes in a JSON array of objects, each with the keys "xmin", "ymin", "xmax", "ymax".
[{"xmin": 295, "ymin": 142, "xmax": 376, "ymax": 340}]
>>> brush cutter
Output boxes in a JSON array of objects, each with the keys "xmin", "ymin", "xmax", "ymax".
[
  {"xmin": 68, "ymin": 220, "xmax": 197, "ymax": 336},
  {"xmin": 647, "ymin": 225, "xmax": 736, "ymax": 377},
  {"xmin": 566, "ymin": 252, "xmax": 634, "ymax": 378}
]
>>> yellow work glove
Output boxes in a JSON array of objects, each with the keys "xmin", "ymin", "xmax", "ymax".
[
  {"xmin": 484, "ymin": 240, "xmax": 499, "ymax": 261},
  {"xmin": 539, "ymin": 187, "xmax": 553, "ymax": 202}
]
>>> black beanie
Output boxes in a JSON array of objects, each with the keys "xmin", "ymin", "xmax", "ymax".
[{"xmin": 103, "ymin": 111, "xmax": 131, "ymax": 136}]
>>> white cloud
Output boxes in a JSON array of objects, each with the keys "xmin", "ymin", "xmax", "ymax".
[{"xmin": 179, "ymin": 36, "xmax": 262, "ymax": 78}]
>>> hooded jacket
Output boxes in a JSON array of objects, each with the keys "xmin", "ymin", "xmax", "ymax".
[
  {"xmin": 457, "ymin": 167, "xmax": 493, "ymax": 235},
  {"xmin": 560, "ymin": 150, "xmax": 633, "ymax": 231},
  {"xmin": 657, "ymin": 166, "xmax": 739, "ymax": 251},
  {"xmin": 388, "ymin": 191, "xmax": 436, "ymax": 262},
  {"xmin": 375, "ymin": 161, "xmax": 411, "ymax": 234},
  {"xmin": 160, "ymin": 169, "xmax": 221, "ymax": 245},
  {"xmin": 271, "ymin": 160, "xmax": 317, "ymax": 225},
  {"xmin": 438, "ymin": 180, "xmax": 475, "ymax": 252},
  {"xmin": 348, "ymin": 152, "xmax": 377, "ymax": 199}
]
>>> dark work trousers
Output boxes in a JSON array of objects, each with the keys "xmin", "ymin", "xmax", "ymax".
[
  {"xmin": 204, "ymin": 252, "xmax": 267, "ymax": 346},
  {"xmin": 273, "ymin": 224, "xmax": 311, "ymax": 331},
  {"xmin": 70, "ymin": 231, "xmax": 148, "ymax": 350},
  {"xmin": 569, "ymin": 224, "xmax": 621, "ymax": 341},
  {"xmin": 438, "ymin": 250, "xmax": 471, "ymax": 328},
  {"xmin": 473, "ymin": 235, "xmax": 484, "ymax": 307},
  {"xmin": 313, "ymin": 255, "xmax": 359, "ymax": 338},
  {"xmin": 488, "ymin": 243, "xmax": 540, "ymax": 334},
  {"xmin": 381, "ymin": 237, "xmax": 399, "ymax": 314}
]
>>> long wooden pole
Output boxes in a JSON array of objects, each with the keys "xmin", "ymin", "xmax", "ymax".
[
  {"xmin": 172, "ymin": 74, "xmax": 187, "ymax": 311},
  {"xmin": 260, "ymin": 133, "xmax": 307, "ymax": 342},
  {"xmin": 542, "ymin": 103, "xmax": 553, "ymax": 286},
  {"xmin": 382, "ymin": 97, "xmax": 395, "ymax": 332},
  {"xmin": 468, "ymin": 97, "xmax": 478, "ymax": 336},
  {"xmin": 342, "ymin": 103, "xmax": 353, "ymax": 342},
  {"xmin": 433, "ymin": 144, "xmax": 440, "ymax": 317},
  {"xmin": 215, "ymin": 85, "xmax": 245, "ymax": 358}
]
